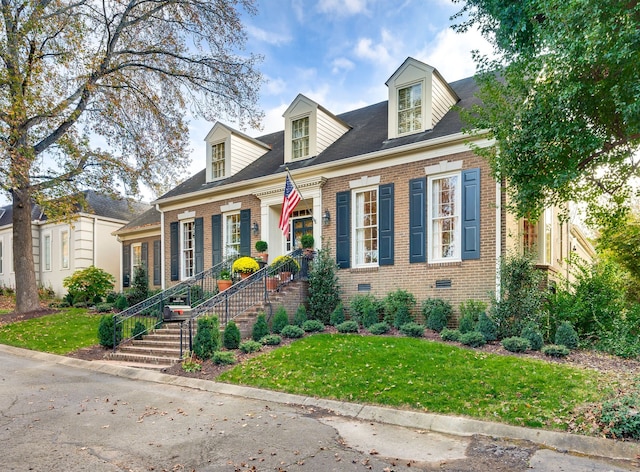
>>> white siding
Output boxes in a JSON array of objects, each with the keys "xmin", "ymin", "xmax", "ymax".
[
  {"xmin": 432, "ymin": 75, "xmax": 458, "ymax": 128},
  {"xmin": 316, "ymin": 108, "xmax": 349, "ymax": 155},
  {"xmin": 229, "ymin": 134, "xmax": 270, "ymax": 176}
]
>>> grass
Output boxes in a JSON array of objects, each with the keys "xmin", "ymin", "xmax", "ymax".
[
  {"xmin": 219, "ymin": 334, "xmax": 613, "ymax": 430},
  {"xmin": 0, "ymin": 308, "xmax": 102, "ymax": 354}
]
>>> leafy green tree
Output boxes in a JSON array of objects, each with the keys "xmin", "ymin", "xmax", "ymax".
[
  {"xmin": 64, "ymin": 266, "xmax": 115, "ymax": 305},
  {"xmin": 0, "ymin": 0, "xmax": 262, "ymax": 313},
  {"xmin": 453, "ymin": 0, "xmax": 640, "ymax": 221},
  {"xmin": 308, "ymin": 241, "xmax": 340, "ymax": 324}
]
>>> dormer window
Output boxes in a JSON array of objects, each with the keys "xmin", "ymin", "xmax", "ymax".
[
  {"xmin": 398, "ymin": 83, "xmax": 422, "ymax": 135},
  {"xmin": 211, "ymin": 142, "xmax": 226, "ymax": 179},
  {"xmin": 292, "ymin": 116, "xmax": 309, "ymax": 159}
]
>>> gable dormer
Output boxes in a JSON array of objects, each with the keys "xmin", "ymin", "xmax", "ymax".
[
  {"xmin": 204, "ymin": 122, "xmax": 271, "ymax": 183},
  {"xmin": 386, "ymin": 57, "xmax": 459, "ymax": 140},
  {"xmin": 283, "ymin": 94, "xmax": 350, "ymax": 164}
]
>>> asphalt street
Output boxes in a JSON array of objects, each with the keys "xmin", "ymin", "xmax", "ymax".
[{"xmin": 0, "ymin": 345, "xmax": 638, "ymax": 471}]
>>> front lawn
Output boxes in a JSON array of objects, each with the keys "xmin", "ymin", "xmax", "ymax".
[
  {"xmin": 219, "ymin": 334, "xmax": 611, "ymax": 430},
  {"xmin": 0, "ymin": 308, "xmax": 102, "ymax": 354}
]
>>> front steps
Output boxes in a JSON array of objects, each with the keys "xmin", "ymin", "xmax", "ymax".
[{"xmin": 105, "ymin": 280, "xmax": 306, "ymax": 370}]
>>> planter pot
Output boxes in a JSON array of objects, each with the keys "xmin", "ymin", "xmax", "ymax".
[
  {"xmin": 257, "ymin": 253, "xmax": 268, "ymax": 263},
  {"xmin": 217, "ymin": 279, "xmax": 232, "ymax": 291},
  {"xmin": 266, "ymin": 276, "xmax": 278, "ymax": 291},
  {"xmin": 280, "ymin": 271, "xmax": 292, "ymax": 283},
  {"xmin": 240, "ymin": 272, "xmax": 251, "ymax": 279}
]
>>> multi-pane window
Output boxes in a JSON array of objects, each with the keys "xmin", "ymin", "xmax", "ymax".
[
  {"xmin": 181, "ymin": 221, "xmax": 195, "ymax": 279},
  {"xmin": 132, "ymin": 243, "xmax": 142, "ymax": 275},
  {"xmin": 292, "ymin": 117, "xmax": 309, "ymax": 159},
  {"xmin": 398, "ymin": 83, "xmax": 422, "ymax": 135},
  {"xmin": 429, "ymin": 174, "xmax": 460, "ymax": 261},
  {"xmin": 211, "ymin": 142, "xmax": 225, "ymax": 179},
  {"xmin": 354, "ymin": 188, "xmax": 378, "ymax": 266},
  {"xmin": 61, "ymin": 230, "xmax": 69, "ymax": 269},
  {"xmin": 43, "ymin": 234, "xmax": 51, "ymax": 271},
  {"xmin": 523, "ymin": 219, "xmax": 537, "ymax": 252},
  {"xmin": 225, "ymin": 213, "xmax": 241, "ymax": 257}
]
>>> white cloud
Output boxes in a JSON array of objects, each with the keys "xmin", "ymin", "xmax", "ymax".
[
  {"xmin": 264, "ymin": 76, "xmax": 287, "ymax": 96},
  {"xmin": 331, "ymin": 57, "xmax": 355, "ymax": 74},
  {"xmin": 246, "ymin": 24, "xmax": 291, "ymax": 46},
  {"xmin": 318, "ymin": 0, "xmax": 369, "ymax": 16},
  {"xmin": 255, "ymin": 103, "xmax": 288, "ymax": 136},
  {"xmin": 353, "ymin": 29, "xmax": 402, "ymax": 73}
]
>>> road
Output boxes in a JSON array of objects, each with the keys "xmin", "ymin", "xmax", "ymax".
[{"xmin": 0, "ymin": 347, "xmax": 637, "ymax": 471}]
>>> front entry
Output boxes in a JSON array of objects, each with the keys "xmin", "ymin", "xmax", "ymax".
[{"xmin": 287, "ymin": 211, "xmax": 313, "ymax": 252}]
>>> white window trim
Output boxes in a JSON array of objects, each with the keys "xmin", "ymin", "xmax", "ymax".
[
  {"xmin": 291, "ymin": 115, "xmax": 310, "ymax": 159},
  {"xmin": 541, "ymin": 208, "xmax": 553, "ymax": 265},
  {"xmin": 223, "ymin": 211, "xmax": 241, "ymax": 258},
  {"xmin": 60, "ymin": 229, "xmax": 69, "ymax": 270},
  {"xmin": 131, "ymin": 242, "xmax": 142, "ymax": 276},
  {"xmin": 351, "ymin": 185, "xmax": 379, "ymax": 268},
  {"xmin": 180, "ymin": 219, "xmax": 195, "ymax": 280},
  {"xmin": 43, "ymin": 232, "xmax": 52, "ymax": 272},
  {"xmin": 427, "ymin": 171, "xmax": 462, "ymax": 263},
  {"xmin": 210, "ymin": 140, "xmax": 227, "ymax": 181},
  {"xmin": 396, "ymin": 81, "xmax": 424, "ymax": 137}
]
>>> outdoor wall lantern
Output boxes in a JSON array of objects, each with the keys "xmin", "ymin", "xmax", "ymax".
[
  {"xmin": 252, "ymin": 221, "xmax": 259, "ymax": 236},
  {"xmin": 323, "ymin": 210, "xmax": 331, "ymax": 226}
]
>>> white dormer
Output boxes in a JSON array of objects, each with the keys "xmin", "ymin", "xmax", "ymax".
[
  {"xmin": 204, "ymin": 123, "xmax": 271, "ymax": 183},
  {"xmin": 386, "ymin": 57, "xmax": 459, "ymax": 139},
  {"xmin": 283, "ymin": 94, "xmax": 350, "ymax": 164}
]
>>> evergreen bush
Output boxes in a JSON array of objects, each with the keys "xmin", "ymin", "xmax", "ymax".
[
  {"xmin": 349, "ymin": 294, "xmax": 378, "ymax": 325},
  {"xmin": 383, "ymin": 289, "xmax": 416, "ymax": 326},
  {"xmin": 362, "ymin": 304, "xmax": 380, "ymax": 328},
  {"xmin": 212, "ymin": 351, "xmax": 236, "ymax": 365},
  {"xmin": 459, "ymin": 331, "xmax": 486, "ymax": 348},
  {"xmin": 476, "ymin": 313, "xmax": 498, "ymax": 341},
  {"xmin": 293, "ymin": 305, "xmax": 307, "ymax": 327},
  {"xmin": 239, "ymin": 340, "xmax": 262, "ymax": 353},
  {"xmin": 98, "ymin": 314, "xmax": 121, "ymax": 348},
  {"xmin": 271, "ymin": 306, "xmax": 289, "ymax": 334},
  {"xmin": 126, "ymin": 265, "xmax": 149, "ymax": 306},
  {"xmin": 223, "ymin": 320, "xmax": 241, "ymax": 350},
  {"xmin": 458, "ymin": 314, "xmax": 475, "ymax": 334},
  {"xmin": 95, "ymin": 302, "xmax": 114, "ymax": 313},
  {"xmin": 399, "ymin": 322, "xmax": 424, "ymax": 337},
  {"xmin": 329, "ymin": 302, "xmax": 345, "ymax": 326},
  {"xmin": 252, "ymin": 313, "xmax": 270, "ymax": 342},
  {"xmin": 600, "ymin": 393, "xmax": 640, "ymax": 439},
  {"xmin": 440, "ymin": 328, "xmax": 461, "ymax": 342},
  {"xmin": 192, "ymin": 316, "xmax": 220, "ymax": 360},
  {"xmin": 131, "ymin": 321, "xmax": 147, "ymax": 340},
  {"xmin": 307, "ymin": 242, "xmax": 340, "ymax": 324},
  {"xmin": 260, "ymin": 334, "xmax": 282, "ymax": 345},
  {"xmin": 368, "ymin": 322, "xmax": 390, "ymax": 335},
  {"xmin": 520, "ymin": 322, "xmax": 544, "ymax": 351},
  {"xmin": 393, "ymin": 305, "xmax": 414, "ymax": 329},
  {"xmin": 423, "ymin": 298, "xmax": 452, "ymax": 332},
  {"xmin": 501, "ymin": 336, "xmax": 531, "ymax": 353},
  {"xmin": 555, "ymin": 321, "xmax": 579, "ymax": 350},
  {"xmin": 302, "ymin": 319, "xmax": 325, "ymax": 332},
  {"xmin": 542, "ymin": 344, "xmax": 570, "ymax": 357},
  {"xmin": 280, "ymin": 324, "xmax": 305, "ymax": 338},
  {"xmin": 114, "ymin": 294, "xmax": 128, "ymax": 311},
  {"xmin": 336, "ymin": 320, "xmax": 359, "ymax": 333}
]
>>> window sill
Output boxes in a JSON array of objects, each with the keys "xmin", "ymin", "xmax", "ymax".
[
  {"xmin": 427, "ymin": 260, "xmax": 462, "ymax": 267},
  {"xmin": 349, "ymin": 266, "xmax": 379, "ymax": 273}
]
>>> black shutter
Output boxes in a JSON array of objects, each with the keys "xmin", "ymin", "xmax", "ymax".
[
  {"xmin": 170, "ymin": 221, "xmax": 179, "ymax": 281},
  {"xmin": 141, "ymin": 242, "xmax": 148, "ymax": 269},
  {"xmin": 409, "ymin": 178, "xmax": 426, "ymax": 263},
  {"xmin": 240, "ymin": 209, "xmax": 251, "ymax": 256},
  {"xmin": 122, "ymin": 244, "xmax": 131, "ymax": 287},
  {"xmin": 211, "ymin": 215, "xmax": 222, "ymax": 265},
  {"xmin": 153, "ymin": 239, "xmax": 161, "ymax": 286},
  {"xmin": 378, "ymin": 183, "xmax": 394, "ymax": 266},
  {"xmin": 461, "ymin": 168, "xmax": 481, "ymax": 260},
  {"xmin": 336, "ymin": 191, "xmax": 351, "ymax": 269},
  {"xmin": 194, "ymin": 217, "xmax": 204, "ymax": 274}
]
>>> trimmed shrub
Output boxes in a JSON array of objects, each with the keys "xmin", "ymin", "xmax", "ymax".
[
  {"xmin": 330, "ymin": 303, "xmax": 346, "ymax": 326},
  {"xmin": 223, "ymin": 320, "xmax": 241, "ymax": 350},
  {"xmin": 349, "ymin": 294, "xmax": 378, "ymax": 325},
  {"xmin": 542, "ymin": 344, "xmax": 570, "ymax": 357},
  {"xmin": 440, "ymin": 328, "xmax": 461, "ymax": 342},
  {"xmin": 271, "ymin": 306, "xmax": 289, "ymax": 334},
  {"xmin": 252, "ymin": 313, "xmax": 270, "ymax": 342},
  {"xmin": 131, "ymin": 321, "xmax": 147, "ymax": 340},
  {"xmin": 97, "ymin": 315, "xmax": 122, "ymax": 348},
  {"xmin": 114, "ymin": 294, "xmax": 128, "ymax": 311},
  {"xmin": 423, "ymin": 298, "xmax": 452, "ymax": 333},
  {"xmin": 501, "ymin": 336, "xmax": 531, "ymax": 353},
  {"xmin": 293, "ymin": 305, "xmax": 307, "ymax": 327},
  {"xmin": 458, "ymin": 314, "xmax": 475, "ymax": 334},
  {"xmin": 239, "ymin": 340, "xmax": 262, "ymax": 353},
  {"xmin": 280, "ymin": 324, "xmax": 305, "ymax": 339},
  {"xmin": 600, "ymin": 393, "xmax": 640, "ymax": 439},
  {"xmin": 383, "ymin": 289, "xmax": 417, "ymax": 326},
  {"xmin": 212, "ymin": 351, "xmax": 236, "ymax": 365},
  {"xmin": 459, "ymin": 299, "xmax": 487, "ymax": 321},
  {"xmin": 368, "ymin": 322, "xmax": 390, "ymax": 335},
  {"xmin": 476, "ymin": 313, "xmax": 498, "ymax": 342},
  {"xmin": 336, "ymin": 320, "xmax": 359, "ymax": 333},
  {"xmin": 399, "ymin": 322, "xmax": 424, "ymax": 338},
  {"xmin": 521, "ymin": 322, "xmax": 544, "ymax": 351},
  {"xmin": 260, "ymin": 334, "xmax": 282, "ymax": 345},
  {"xmin": 307, "ymin": 242, "xmax": 340, "ymax": 324},
  {"xmin": 126, "ymin": 265, "xmax": 149, "ymax": 306},
  {"xmin": 302, "ymin": 319, "xmax": 325, "ymax": 332},
  {"xmin": 555, "ymin": 321, "xmax": 579, "ymax": 350},
  {"xmin": 192, "ymin": 316, "xmax": 220, "ymax": 360},
  {"xmin": 64, "ymin": 266, "xmax": 116, "ymax": 307},
  {"xmin": 393, "ymin": 305, "xmax": 414, "ymax": 329},
  {"xmin": 459, "ymin": 331, "xmax": 486, "ymax": 348},
  {"xmin": 95, "ymin": 302, "xmax": 114, "ymax": 313},
  {"xmin": 362, "ymin": 305, "xmax": 380, "ymax": 328}
]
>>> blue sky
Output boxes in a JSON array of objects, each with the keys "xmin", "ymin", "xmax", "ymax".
[{"xmin": 185, "ymin": 0, "xmax": 493, "ymax": 175}]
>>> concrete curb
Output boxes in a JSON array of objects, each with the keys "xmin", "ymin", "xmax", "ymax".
[{"xmin": 3, "ymin": 344, "xmax": 639, "ymax": 461}]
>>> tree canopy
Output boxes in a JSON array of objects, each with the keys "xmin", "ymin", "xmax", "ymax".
[
  {"xmin": 1, "ymin": 0, "xmax": 262, "ymax": 312},
  {"xmin": 452, "ymin": 0, "xmax": 640, "ymax": 221}
]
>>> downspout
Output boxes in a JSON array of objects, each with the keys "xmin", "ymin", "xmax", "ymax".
[
  {"xmin": 93, "ymin": 216, "xmax": 98, "ymax": 266},
  {"xmin": 495, "ymin": 181, "xmax": 502, "ymax": 295},
  {"xmin": 157, "ymin": 203, "xmax": 165, "ymax": 290}
]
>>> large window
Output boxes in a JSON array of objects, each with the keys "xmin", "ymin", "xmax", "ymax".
[
  {"xmin": 211, "ymin": 142, "xmax": 225, "ymax": 179},
  {"xmin": 354, "ymin": 188, "xmax": 378, "ymax": 266},
  {"xmin": 398, "ymin": 83, "xmax": 422, "ymax": 135},
  {"xmin": 292, "ymin": 117, "xmax": 309, "ymax": 159},
  {"xmin": 428, "ymin": 174, "xmax": 460, "ymax": 261},
  {"xmin": 181, "ymin": 221, "xmax": 195, "ymax": 279},
  {"xmin": 132, "ymin": 243, "xmax": 142, "ymax": 275},
  {"xmin": 43, "ymin": 233, "xmax": 51, "ymax": 271},
  {"xmin": 61, "ymin": 230, "xmax": 69, "ymax": 269},
  {"xmin": 225, "ymin": 213, "xmax": 241, "ymax": 257}
]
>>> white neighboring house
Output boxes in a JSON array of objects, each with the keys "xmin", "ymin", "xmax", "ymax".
[{"xmin": 0, "ymin": 190, "xmax": 150, "ymax": 297}]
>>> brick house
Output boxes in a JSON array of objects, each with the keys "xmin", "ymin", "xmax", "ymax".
[{"xmin": 114, "ymin": 57, "xmax": 593, "ymax": 314}]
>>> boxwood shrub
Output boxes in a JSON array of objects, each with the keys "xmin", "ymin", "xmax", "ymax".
[
  {"xmin": 368, "ymin": 322, "xmax": 390, "ymax": 335},
  {"xmin": 399, "ymin": 322, "xmax": 424, "ymax": 338},
  {"xmin": 501, "ymin": 336, "xmax": 531, "ymax": 353},
  {"xmin": 212, "ymin": 351, "xmax": 236, "ymax": 365},
  {"xmin": 281, "ymin": 324, "xmax": 305, "ymax": 338},
  {"xmin": 542, "ymin": 344, "xmax": 570, "ymax": 357},
  {"xmin": 302, "ymin": 319, "xmax": 325, "ymax": 332},
  {"xmin": 336, "ymin": 320, "xmax": 359, "ymax": 333},
  {"xmin": 440, "ymin": 328, "xmax": 461, "ymax": 342},
  {"xmin": 239, "ymin": 340, "xmax": 262, "ymax": 354},
  {"xmin": 459, "ymin": 331, "xmax": 486, "ymax": 348},
  {"xmin": 260, "ymin": 334, "xmax": 282, "ymax": 345}
]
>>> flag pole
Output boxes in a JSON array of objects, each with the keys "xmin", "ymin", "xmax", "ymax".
[{"xmin": 285, "ymin": 167, "xmax": 316, "ymax": 223}]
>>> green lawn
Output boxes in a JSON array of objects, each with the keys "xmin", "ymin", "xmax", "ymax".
[
  {"xmin": 219, "ymin": 334, "xmax": 612, "ymax": 430},
  {"xmin": 0, "ymin": 308, "xmax": 102, "ymax": 354}
]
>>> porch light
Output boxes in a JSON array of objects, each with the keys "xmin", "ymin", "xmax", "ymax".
[
  {"xmin": 252, "ymin": 221, "xmax": 259, "ymax": 236},
  {"xmin": 323, "ymin": 210, "xmax": 330, "ymax": 226}
]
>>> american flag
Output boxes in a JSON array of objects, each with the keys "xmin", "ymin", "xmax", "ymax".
[{"xmin": 278, "ymin": 174, "xmax": 301, "ymax": 235}]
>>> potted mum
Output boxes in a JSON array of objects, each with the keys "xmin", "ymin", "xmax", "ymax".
[
  {"xmin": 270, "ymin": 255, "xmax": 300, "ymax": 283},
  {"xmin": 217, "ymin": 269, "xmax": 232, "ymax": 291},
  {"xmin": 232, "ymin": 256, "xmax": 260, "ymax": 279}
]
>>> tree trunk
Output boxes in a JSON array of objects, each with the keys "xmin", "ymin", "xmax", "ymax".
[{"xmin": 13, "ymin": 189, "xmax": 40, "ymax": 313}]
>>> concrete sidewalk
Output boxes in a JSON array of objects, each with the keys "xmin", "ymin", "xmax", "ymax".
[{"xmin": 2, "ymin": 343, "xmax": 638, "ymax": 466}]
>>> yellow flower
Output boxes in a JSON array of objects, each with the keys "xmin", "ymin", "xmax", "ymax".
[{"xmin": 232, "ymin": 256, "xmax": 260, "ymax": 274}]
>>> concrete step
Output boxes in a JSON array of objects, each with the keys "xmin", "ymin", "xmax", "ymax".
[
  {"xmin": 95, "ymin": 359, "xmax": 173, "ymax": 371},
  {"xmin": 131, "ymin": 339, "xmax": 181, "ymax": 349},
  {"xmin": 108, "ymin": 351, "xmax": 180, "ymax": 366},
  {"xmin": 117, "ymin": 344, "xmax": 181, "ymax": 357}
]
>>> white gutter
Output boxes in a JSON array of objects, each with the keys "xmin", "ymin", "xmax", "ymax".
[
  {"xmin": 157, "ymin": 203, "xmax": 165, "ymax": 290},
  {"xmin": 495, "ymin": 181, "xmax": 502, "ymax": 296}
]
